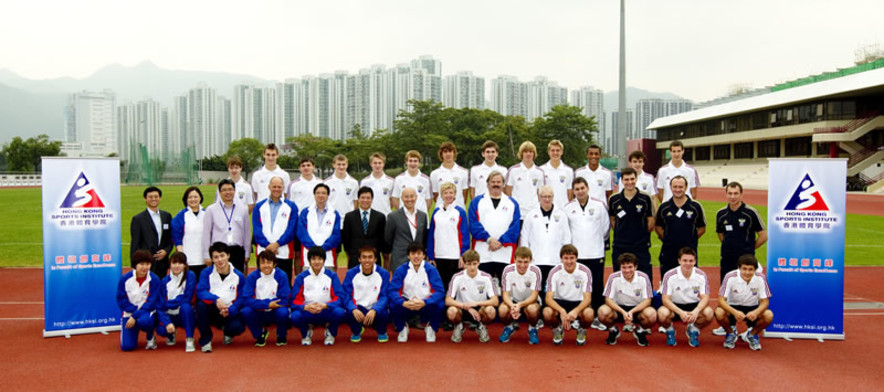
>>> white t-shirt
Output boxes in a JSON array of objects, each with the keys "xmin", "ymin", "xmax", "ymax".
[
  {"xmin": 470, "ymin": 162, "xmax": 507, "ymax": 197},
  {"xmin": 719, "ymin": 270, "xmax": 771, "ymax": 307},
  {"xmin": 540, "ymin": 161, "xmax": 574, "ymax": 209},
  {"xmin": 656, "ymin": 161, "xmax": 699, "ymax": 202},
  {"xmin": 546, "ymin": 264, "xmax": 592, "ymax": 302},
  {"xmin": 563, "ymin": 198, "xmax": 609, "ymax": 260},
  {"xmin": 448, "ymin": 270, "xmax": 498, "ymax": 303},
  {"xmin": 430, "ymin": 164, "xmax": 469, "ymax": 210},
  {"xmin": 574, "ymin": 164, "xmax": 614, "ymax": 205},
  {"xmin": 251, "ymin": 165, "xmax": 291, "ymax": 203},
  {"xmin": 325, "ymin": 174, "xmax": 359, "ymax": 218},
  {"xmin": 501, "ymin": 264, "xmax": 542, "ymax": 303},
  {"xmin": 618, "ymin": 171, "xmax": 657, "ymax": 196},
  {"xmin": 287, "ymin": 175, "xmax": 323, "ymax": 211}
]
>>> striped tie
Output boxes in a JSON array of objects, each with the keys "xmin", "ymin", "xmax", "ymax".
[{"xmin": 362, "ymin": 211, "xmax": 368, "ymax": 234}]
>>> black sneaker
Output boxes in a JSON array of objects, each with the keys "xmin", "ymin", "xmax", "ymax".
[
  {"xmin": 605, "ymin": 326, "xmax": 620, "ymax": 345},
  {"xmin": 634, "ymin": 330, "xmax": 649, "ymax": 347},
  {"xmin": 255, "ymin": 329, "xmax": 268, "ymax": 347}
]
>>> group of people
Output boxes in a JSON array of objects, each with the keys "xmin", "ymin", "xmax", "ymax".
[{"xmin": 118, "ymin": 139, "xmax": 773, "ymax": 352}]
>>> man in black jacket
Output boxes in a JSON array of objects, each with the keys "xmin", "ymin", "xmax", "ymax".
[
  {"xmin": 130, "ymin": 186, "xmax": 173, "ymax": 278},
  {"xmin": 342, "ymin": 187, "xmax": 389, "ymax": 269}
]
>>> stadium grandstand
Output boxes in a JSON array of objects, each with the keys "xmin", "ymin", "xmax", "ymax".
[{"xmin": 647, "ymin": 58, "xmax": 884, "ymax": 192}]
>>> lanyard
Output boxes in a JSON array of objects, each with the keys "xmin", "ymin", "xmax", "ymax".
[{"xmin": 221, "ymin": 203, "xmax": 235, "ymax": 231}]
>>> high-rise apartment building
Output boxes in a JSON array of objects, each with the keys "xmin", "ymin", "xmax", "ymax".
[
  {"xmin": 63, "ymin": 90, "xmax": 116, "ymax": 157},
  {"xmin": 635, "ymin": 98, "xmax": 693, "ymax": 139},
  {"xmin": 116, "ymin": 99, "xmax": 164, "ymax": 161},
  {"xmin": 570, "ymin": 86, "xmax": 605, "ymax": 145},
  {"xmin": 491, "ymin": 76, "xmax": 528, "ymax": 117},
  {"xmin": 526, "ymin": 76, "xmax": 568, "ymax": 120},
  {"xmin": 443, "ymin": 71, "xmax": 485, "ymax": 109}
]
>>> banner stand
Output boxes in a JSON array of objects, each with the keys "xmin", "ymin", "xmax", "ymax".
[{"xmin": 43, "ymin": 325, "xmax": 121, "ymax": 339}]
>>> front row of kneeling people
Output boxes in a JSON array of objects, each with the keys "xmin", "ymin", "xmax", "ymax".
[{"xmin": 118, "ymin": 241, "xmax": 772, "ymax": 352}]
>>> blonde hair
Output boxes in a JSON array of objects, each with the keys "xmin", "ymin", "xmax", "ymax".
[
  {"xmin": 405, "ymin": 150, "xmax": 422, "ymax": 161},
  {"xmin": 517, "ymin": 141, "xmax": 537, "ymax": 160},
  {"xmin": 548, "ymin": 140, "xmax": 563, "ymax": 150},
  {"xmin": 333, "ymin": 154, "xmax": 348, "ymax": 163},
  {"xmin": 438, "ymin": 182, "xmax": 457, "ymax": 194},
  {"xmin": 370, "ymin": 152, "xmax": 386, "ymax": 163}
]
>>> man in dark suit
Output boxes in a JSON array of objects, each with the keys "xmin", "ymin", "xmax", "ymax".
[
  {"xmin": 130, "ymin": 186, "xmax": 173, "ymax": 278},
  {"xmin": 384, "ymin": 187, "xmax": 428, "ymax": 271},
  {"xmin": 342, "ymin": 186, "xmax": 389, "ymax": 269}
]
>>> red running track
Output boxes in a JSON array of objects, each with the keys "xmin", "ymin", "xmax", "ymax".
[{"xmin": 1, "ymin": 267, "xmax": 882, "ymax": 391}]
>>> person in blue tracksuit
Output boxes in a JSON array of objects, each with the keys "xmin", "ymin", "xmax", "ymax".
[
  {"xmin": 195, "ymin": 242, "xmax": 246, "ymax": 353},
  {"xmin": 116, "ymin": 249, "xmax": 161, "ymax": 352},
  {"xmin": 290, "ymin": 246, "xmax": 347, "ymax": 346},
  {"xmin": 242, "ymin": 250, "xmax": 292, "ymax": 347},
  {"xmin": 155, "ymin": 252, "xmax": 197, "ymax": 352},
  {"xmin": 342, "ymin": 245, "xmax": 391, "ymax": 343},
  {"xmin": 388, "ymin": 242, "xmax": 445, "ymax": 343}
]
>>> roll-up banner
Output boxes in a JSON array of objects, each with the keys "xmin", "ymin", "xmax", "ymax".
[
  {"xmin": 766, "ymin": 158, "xmax": 846, "ymax": 340},
  {"xmin": 42, "ymin": 157, "xmax": 122, "ymax": 337}
]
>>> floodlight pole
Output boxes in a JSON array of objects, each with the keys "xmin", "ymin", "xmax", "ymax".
[{"xmin": 617, "ymin": 0, "xmax": 628, "ymax": 169}]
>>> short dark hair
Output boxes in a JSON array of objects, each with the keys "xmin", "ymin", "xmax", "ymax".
[
  {"xmin": 209, "ymin": 242, "xmax": 230, "ymax": 256},
  {"xmin": 169, "ymin": 252, "xmax": 189, "ymax": 287},
  {"xmin": 264, "ymin": 143, "xmax": 279, "ymax": 153},
  {"xmin": 726, "ymin": 181, "xmax": 743, "ymax": 193},
  {"xmin": 406, "ymin": 242, "xmax": 425, "ymax": 255},
  {"xmin": 299, "ymin": 157, "xmax": 314, "ymax": 166},
  {"xmin": 514, "ymin": 246, "xmax": 533, "ymax": 260},
  {"xmin": 621, "ymin": 167, "xmax": 637, "ymax": 178},
  {"xmin": 357, "ymin": 186, "xmax": 374, "ymax": 199},
  {"xmin": 617, "ymin": 252, "xmax": 638, "ymax": 266},
  {"xmin": 669, "ymin": 140, "xmax": 684, "ymax": 150},
  {"xmin": 677, "ymin": 246, "xmax": 697, "ymax": 260},
  {"xmin": 257, "ymin": 250, "xmax": 277, "ymax": 264},
  {"xmin": 481, "ymin": 140, "xmax": 499, "ymax": 152},
  {"xmin": 358, "ymin": 245, "xmax": 377, "ymax": 257},
  {"xmin": 218, "ymin": 179, "xmax": 235, "ymax": 192},
  {"xmin": 461, "ymin": 249, "xmax": 480, "ymax": 263},
  {"xmin": 628, "ymin": 150, "xmax": 646, "ymax": 161},
  {"xmin": 313, "ymin": 183, "xmax": 330, "ymax": 195},
  {"xmin": 181, "ymin": 186, "xmax": 204, "ymax": 207},
  {"xmin": 738, "ymin": 254, "xmax": 758, "ymax": 269},
  {"xmin": 572, "ymin": 176, "xmax": 589, "ymax": 188},
  {"xmin": 560, "ymin": 244, "xmax": 578, "ymax": 258},
  {"xmin": 438, "ymin": 142, "xmax": 457, "ymax": 160},
  {"xmin": 669, "ymin": 175, "xmax": 688, "ymax": 187},
  {"xmin": 131, "ymin": 249, "xmax": 153, "ymax": 268},
  {"xmin": 587, "ymin": 144, "xmax": 601, "ymax": 153},
  {"xmin": 143, "ymin": 186, "xmax": 162, "ymax": 198},
  {"xmin": 307, "ymin": 246, "xmax": 326, "ymax": 261}
]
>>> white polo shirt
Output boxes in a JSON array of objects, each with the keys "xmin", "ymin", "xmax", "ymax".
[
  {"xmin": 656, "ymin": 161, "xmax": 699, "ymax": 202},
  {"xmin": 470, "ymin": 162, "xmax": 507, "ymax": 197},
  {"xmin": 359, "ymin": 173, "xmax": 395, "ymax": 215},
  {"xmin": 719, "ymin": 270, "xmax": 771, "ymax": 307},
  {"xmin": 546, "ymin": 264, "xmax": 592, "ymax": 302},
  {"xmin": 661, "ymin": 266, "xmax": 709, "ymax": 305},
  {"xmin": 501, "ymin": 264, "xmax": 542, "ymax": 303},
  {"xmin": 325, "ymin": 174, "xmax": 359, "ymax": 219},
  {"xmin": 287, "ymin": 176, "xmax": 323, "ymax": 211},
  {"xmin": 603, "ymin": 271, "xmax": 653, "ymax": 307},
  {"xmin": 618, "ymin": 171, "xmax": 657, "ymax": 195},
  {"xmin": 448, "ymin": 270, "xmax": 498, "ymax": 303},
  {"xmin": 430, "ymin": 164, "xmax": 470, "ymax": 209},
  {"xmin": 506, "ymin": 163, "xmax": 545, "ymax": 217},
  {"xmin": 251, "ymin": 165, "xmax": 291, "ymax": 203},
  {"xmin": 392, "ymin": 171, "xmax": 432, "ymax": 215},
  {"xmin": 540, "ymin": 161, "xmax": 574, "ymax": 209},
  {"xmin": 575, "ymin": 164, "xmax": 614, "ymax": 205}
]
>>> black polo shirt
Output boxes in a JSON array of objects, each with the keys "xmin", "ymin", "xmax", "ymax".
[
  {"xmin": 655, "ymin": 196, "xmax": 706, "ymax": 258},
  {"xmin": 609, "ymin": 190, "xmax": 653, "ymax": 250},
  {"xmin": 716, "ymin": 202, "xmax": 765, "ymax": 258}
]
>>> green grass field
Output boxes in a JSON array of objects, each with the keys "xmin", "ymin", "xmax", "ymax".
[{"xmin": 1, "ymin": 185, "xmax": 881, "ymax": 268}]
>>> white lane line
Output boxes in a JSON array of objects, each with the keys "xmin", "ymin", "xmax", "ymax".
[{"xmin": 0, "ymin": 301, "xmax": 43, "ymax": 304}]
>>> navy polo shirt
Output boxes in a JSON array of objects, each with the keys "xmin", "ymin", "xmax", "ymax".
[
  {"xmin": 655, "ymin": 197, "xmax": 706, "ymax": 258},
  {"xmin": 609, "ymin": 190, "xmax": 653, "ymax": 250},
  {"xmin": 716, "ymin": 202, "xmax": 765, "ymax": 258}
]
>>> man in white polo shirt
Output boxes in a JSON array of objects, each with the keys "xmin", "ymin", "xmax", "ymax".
[
  {"xmin": 392, "ymin": 150, "xmax": 433, "ymax": 215},
  {"xmin": 540, "ymin": 140, "xmax": 574, "ymax": 209},
  {"xmin": 657, "ymin": 247, "xmax": 714, "ymax": 348},
  {"xmin": 597, "ymin": 253, "xmax": 656, "ymax": 346},
  {"xmin": 288, "ymin": 158, "xmax": 323, "ymax": 212},
  {"xmin": 251, "ymin": 143, "xmax": 291, "ymax": 203},
  {"xmin": 575, "ymin": 144, "xmax": 614, "ymax": 205},
  {"xmin": 359, "ymin": 152, "xmax": 395, "ymax": 216},
  {"xmin": 505, "ymin": 141, "xmax": 544, "ymax": 226},
  {"xmin": 446, "ymin": 250, "xmax": 499, "ymax": 343},
  {"xmin": 430, "ymin": 142, "xmax": 470, "ymax": 210},
  {"xmin": 542, "ymin": 245, "xmax": 594, "ymax": 346},
  {"xmin": 656, "ymin": 140, "xmax": 699, "ymax": 202},
  {"xmin": 498, "ymin": 247, "xmax": 543, "ymax": 344},
  {"xmin": 714, "ymin": 254, "xmax": 773, "ymax": 351},
  {"xmin": 470, "ymin": 140, "xmax": 507, "ymax": 199}
]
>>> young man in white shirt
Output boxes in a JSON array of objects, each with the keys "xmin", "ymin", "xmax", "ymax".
[
  {"xmin": 392, "ymin": 150, "xmax": 433, "ymax": 215},
  {"xmin": 597, "ymin": 253, "xmax": 656, "ymax": 346},
  {"xmin": 575, "ymin": 144, "xmax": 614, "ymax": 205},
  {"xmin": 446, "ymin": 250, "xmax": 499, "ymax": 343},
  {"xmin": 657, "ymin": 247, "xmax": 714, "ymax": 348},
  {"xmin": 359, "ymin": 152, "xmax": 395, "ymax": 216},
  {"xmin": 714, "ymin": 254, "xmax": 773, "ymax": 350},
  {"xmin": 430, "ymin": 142, "xmax": 470, "ymax": 210},
  {"xmin": 656, "ymin": 140, "xmax": 700, "ymax": 202},
  {"xmin": 540, "ymin": 139, "xmax": 574, "ymax": 209},
  {"xmin": 498, "ymin": 247, "xmax": 543, "ymax": 344},
  {"xmin": 470, "ymin": 140, "xmax": 507, "ymax": 199},
  {"xmin": 618, "ymin": 150, "xmax": 657, "ymax": 198},
  {"xmin": 542, "ymin": 245, "xmax": 595, "ymax": 346},
  {"xmin": 325, "ymin": 154, "xmax": 359, "ymax": 221},
  {"xmin": 251, "ymin": 143, "xmax": 291, "ymax": 203},
  {"xmin": 288, "ymin": 158, "xmax": 323, "ymax": 211},
  {"xmin": 506, "ymin": 141, "xmax": 544, "ymax": 226},
  {"xmin": 215, "ymin": 156, "xmax": 255, "ymax": 213}
]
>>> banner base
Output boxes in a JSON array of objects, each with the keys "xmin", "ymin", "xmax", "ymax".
[
  {"xmin": 43, "ymin": 325, "xmax": 121, "ymax": 339},
  {"xmin": 764, "ymin": 331, "xmax": 845, "ymax": 341}
]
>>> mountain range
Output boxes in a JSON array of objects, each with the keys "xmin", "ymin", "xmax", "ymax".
[{"xmin": 0, "ymin": 61, "xmax": 685, "ymax": 144}]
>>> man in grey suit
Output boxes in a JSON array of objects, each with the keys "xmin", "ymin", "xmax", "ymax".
[{"xmin": 385, "ymin": 187, "xmax": 428, "ymax": 271}]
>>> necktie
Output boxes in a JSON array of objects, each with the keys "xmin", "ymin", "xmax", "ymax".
[{"xmin": 362, "ymin": 211, "xmax": 369, "ymax": 234}]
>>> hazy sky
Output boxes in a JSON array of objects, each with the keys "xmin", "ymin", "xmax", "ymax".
[{"xmin": 1, "ymin": 0, "xmax": 881, "ymax": 101}]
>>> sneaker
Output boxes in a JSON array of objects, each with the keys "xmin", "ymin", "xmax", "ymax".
[
  {"xmin": 666, "ymin": 328, "xmax": 677, "ymax": 346},
  {"xmin": 622, "ymin": 324, "xmax": 635, "ymax": 332},
  {"xmin": 223, "ymin": 335, "xmax": 234, "ymax": 345},
  {"xmin": 499, "ymin": 325, "xmax": 514, "ymax": 343},
  {"xmin": 166, "ymin": 333, "xmax": 176, "ymax": 346},
  {"xmin": 397, "ymin": 325, "xmax": 409, "ymax": 343},
  {"xmin": 301, "ymin": 328, "xmax": 314, "ymax": 346},
  {"xmin": 552, "ymin": 326, "xmax": 564, "ymax": 345},
  {"xmin": 739, "ymin": 326, "xmax": 753, "ymax": 342},
  {"xmin": 687, "ymin": 325, "xmax": 700, "ymax": 348},
  {"xmin": 324, "ymin": 330, "xmax": 335, "ymax": 346},
  {"xmin": 605, "ymin": 326, "xmax": 620, "ymax": 345},
  {"xmin": 255, "ymin": 329, "xmax": 268, "ymax": 347},
  {"xmin": 576, "ymin": 328, "xmax": 588, "ymax": 346},
  {"xmin": 535, "ymin": 319, "xmax": 544, "ymax": 329},
  {"xmin": 185, "ymin": 338, "xmax": 195, "ymax": 352},
  {"xmin": 528, "ymin": 328, "xmax": 539, "ymax": 345},
  {"xmin": 276, "ymin": 337, "xmax": 288, "ymax": 347},
  {"xmin": 724, "ymin": 333, "xmax": 737, "ymax": 349},
  {"xmin": 451, "ymin": 323, "xmax": 464, "ymax": 343},
  {"xmin": 477, "ymin": 324, "xmax": 490, "ymax": 343},
  {"xmin": 200, "ymin": 341, "xmax": 212, "ymax": 353},
  {"xmin": 658, "ymin": 325, "xmax": 667, "ymax": 334},
  {"xmin": 377, "ymin": 333, "xmax": 389, "ymax": 343},
  {"xmin": 425, "ymin": 325, "xmax": 436, "ymax": 343},
  {"xmin": 351, "ymin": 327, "xmax": 365, "ymax": 343},
  {"xmin": 712, "ymin": 326, "xmax": 727, "ymax": 336},
  {"xmin": 634, "ymin": 330, "xmax": 649, "ymax": 347},
  {"xmin": 591, "ymin": 318, "xmax": 607, "ymax": 331},
  {"xmin": 145, "ymin": 337, "xmax": 157, "ymax": 350},
  {"xmin": 747, "ymin": 334, "xmax": 762, "ymax": 351}
]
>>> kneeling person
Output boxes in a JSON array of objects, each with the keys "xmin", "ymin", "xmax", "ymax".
[
  {"xmin": 343, "ymin": 245, "xmax": 392, "ymax": 343},
  {"xmin": 155, "ymin": 252, "xmax": 197, "ymax": 352},
  {"xmin": 290, "ymin": 246, "xmax": 347, "ymax": 346},
  {"xmin": 597, "ymin": 253, "xmax": 656, "ymax": 346},
  {"xmin": 657, "ymin": 247, "xmax": 714, "ymax": 347},
  {"xmin": 388, "ymin": 242, "xmax": 445, "ymax": 343},
  {"xmin": 542, "ymin": 245, "xmax": 594, "ymax": 346},
  {"xmin": 242, "ymin": 250, "xmax": 291, "ymax": 347},
  {"xmin": 714, "ymin": 254, "xmax": 773, "ymax": 350},
  {"xmin": 446, "ymin": 250, "xmax": 499, "ymax": 343},
  {"xmin": 498, "ymin": 247, "xmax": 543, "ymax": 344},
  {"xmin": 117, "ymin": 249, "xmax": 161, "ymax": 352},
  {"xmin": 195, "ymin": 242, "xmax": 247, "ymax": 353}
]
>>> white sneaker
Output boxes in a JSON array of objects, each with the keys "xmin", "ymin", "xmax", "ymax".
[
  {"xmin": 425, "ymin": 325, "xmax": 436, "ymax": 343},
  {"xmin": 658, "ymin": 325, "xmax": 667, "ymax": 334},
  {"xmin": 397, "ymin": 325, "xmax": 409, "ymax": 343},
  {"xmin": 185, "ymin": 338, "xmax": 195, "ymax": 353},
  {"xmin": 451, "ymin": 323, "xmax": 464, "ymax": 343},
  {"xmin": 712, "ymin": 326, "xmax": 728, "ymax": 336},
  {"xmin": 477, "ymin": 324, "xmax": 490, "ymax": 343},
  {"xmin": 301, "ymin": 327, "xmax": 314, "ymax": 346},
  {"xmin": 145, "ymin": 337, "xmax": 157, "ymax": 350},
  {"xmin": 324, "ymin": 329, "xmax": 335, "ymax": 346},
  {"xmin": 200, "ymin": 342, "xmax": 212, "ymax": 353},
  {"xmin": 222, "ymin": 335, "xmax": 233, "ymax": 345},
  {"xmin": 591, "ymin": 318, "xmax": 607, "ymax": 331},
  {"xmin": 622, "ymin": 324, "xmax": 635, "ymax": 332}
]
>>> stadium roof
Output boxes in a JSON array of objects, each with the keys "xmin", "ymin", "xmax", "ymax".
[{"xmin": 648, "ymin": 67, "xmax": 884, "ymax": 130}]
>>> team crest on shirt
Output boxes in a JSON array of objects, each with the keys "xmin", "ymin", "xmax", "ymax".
[
  {"xmin": 323, "ymin": 286, "xmax": 329, "ymax": 292},
  {"xmin": 692, "ymin": 285, "xmax": 700, "ymax": 295},
  {"xmin": 453, "ymin": 177, "xmax": 460, "ymax": 185},
  {"xmin": 524, "ymin": 281, "xmax": 532, "ymax": 287},
  {"xmin": 636, "ymin": 205, "xmax": 643, "ymax": 213},
  {"xmin": 532, "ymin": 178, "xmax": 539, "ymax": 186},
  {"xmin": 553, "ymin": 214, "xmax": 561, "ymax": 222},
  {"xmin": 597, "ymin": 179, "xmax": 603, "ymax": 186},
  {"xmin": 686, "ymin": 211, "xmax": 693, "ymax": 218},
  {"xmin": 417, "ymin": 185, "xmax": 424, "ymax": 193},
  {"xmin": 574, "ymin": 279, "xmax": 583, "ymax": 289},
  {"xmin": 559, "ymin": 175, "xmax": 566, "ymax": 183},
  {"xmin": 450, "ymin": 216, "xmax": 458, "ymax": 223},
  {"xmin": 282, "ymin": 212, "xmax": 288, "ymax": 218},
  {"xmin": 477, "ymin": 284, "xmax": 485, "ymax": 294},
  {"xmin": 738, "ymin": 218, "xmax": 746, "ymax": 227},
  {"xmin": 325, "ymin": 219, "xmax": 334, "ymax": 226},
  {"xmin": 750, "ymin": 287, "xmax": 759, "ymax": 296},
  {"xmin": 588, "ymin": 208, "xmax": 595, "ymax": 216},
  {"xmin": 634, "ymin": 288, "xmax": 642, "ymax": 297},
  {"xmin": 237, "ymin": 191, "xmax": 245, "ymax": 199},
  {"xmin": 641, "ymin": 183, "xmax": 649, "ymax": 191},
  {"xmin": 383, "ymin": 187, "xmax": 390, "ymax": 196}
]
